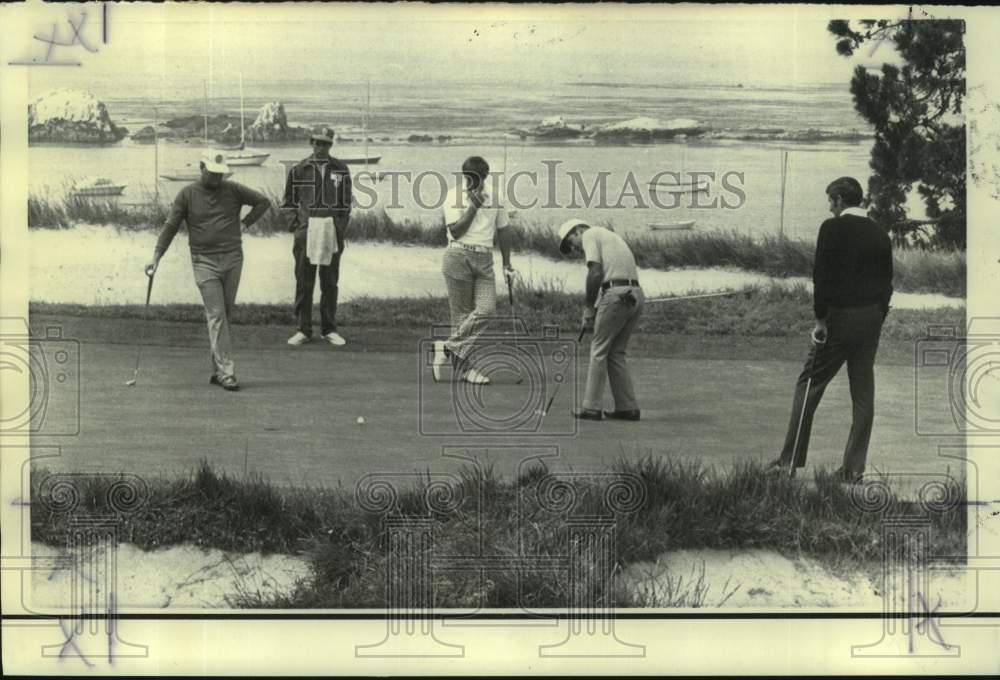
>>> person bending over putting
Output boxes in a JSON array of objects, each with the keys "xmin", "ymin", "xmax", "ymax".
[
  {"xmin": 431, "ymin": 156, "xmax": 515, "ymax": 385},
  {"xmin": 557, "ymin": 219, "xmax": 644, "ymax": 421},
  {"xmin": 147, "ymin": 152, "xmax": 271, "ymax": 391},
  {"xmin": 769, "ymin": 176, "xmax": 893, "ymax": 483}
]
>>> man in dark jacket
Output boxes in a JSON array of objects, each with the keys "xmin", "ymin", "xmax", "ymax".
[
  {"xmin": 281, "ymin": 126, "xmax": 353, "ymax": 346},
  {"xmin": 770, "ymin": 176, "xmax": 893, "ymax": 483}
]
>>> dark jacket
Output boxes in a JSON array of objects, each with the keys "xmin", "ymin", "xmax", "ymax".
[
  {"xmin": 813, "ymin": 211, "xmax": 894, "ymax": 320},
  {"xmin": 281, "ymin": 155, "xmax": 352, "ymax": 242}
]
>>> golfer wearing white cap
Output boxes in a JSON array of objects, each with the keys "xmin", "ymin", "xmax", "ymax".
[
  {"xmin": 147, "ymin": 151, "xmax": 271, "ymax": 391},
  {"xmin": 558, "ymin": 220, "xmax": 644, "ymax": 421}
]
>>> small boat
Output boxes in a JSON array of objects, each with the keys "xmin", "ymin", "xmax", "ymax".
[
  {"xmin": 227, "ymin": 151, "xmax": 270, "ymax": 166},
  {"xmin": 342, "ymin": 155, "xmax": 382, "ymax": 165},
  {"xmin": 648, "ymin": 179, "xmax": 710, "ymax": 194},
  {"xmin": 279, "ymin": 154, "xmax": 382, "ymax": 166},
  {"xmin": 69, "ymin": 178, "xmax": 126, "ymax": 197},
  {"xmin": 160, "ymin": 167, "xmax": 233, "ymax": 181},
  {"xmin": 648, "ymin": 220, "xmax": 695, "ymax": 231},
  {"xmin": 224, "ymin": 76, "xmax": 270, "ymax": 167}
]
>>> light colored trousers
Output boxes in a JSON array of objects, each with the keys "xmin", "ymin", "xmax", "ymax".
[
  {"xmin": 583, "ymin": 286, "xmax": 644, "ymax": 412},
  {"xmin": 441, "ymin": 246, "xmax": 496, "ymax": 362},
  {"xmin": 191, "ymin": 250, "xmax": 243, "ymax": 380}
]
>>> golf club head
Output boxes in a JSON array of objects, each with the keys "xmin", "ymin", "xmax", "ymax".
[{"xmin": 125, "ymin": 379, "xmax": 137, "ymax": 387}]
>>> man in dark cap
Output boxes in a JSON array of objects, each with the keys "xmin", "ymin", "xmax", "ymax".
[{"xmin": 282, "ymin": 126, "xmax": 353, "ymax": 347}]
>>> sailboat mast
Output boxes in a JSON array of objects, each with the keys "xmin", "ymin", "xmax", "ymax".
[
  {"xmin": 363, "ymin": 79, "xmax": 370, "ymax": 175},
  {"xmin": 239, "ymin": 73, "xmax": 246, "ymax": 148},
  {"xmin": 153, "ymin": 105, "xmax": 159, "ymax": 203},
  {"xmin": 203, "ymin": 81, "xmax": 209, "ymax": 146}
]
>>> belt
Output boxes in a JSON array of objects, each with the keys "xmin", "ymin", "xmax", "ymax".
[
  {"xmin": 601, "ymin": 279, "xmax": 640, "ymax": 291},
  {"xmin": 449, "ymin": 240, "xmax": 491, "ymax": 254}
]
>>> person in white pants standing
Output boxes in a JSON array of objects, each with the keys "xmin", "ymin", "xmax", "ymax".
[{"xmin": 431, "ymin": 156, "xmax": 515, "ymax": 385}]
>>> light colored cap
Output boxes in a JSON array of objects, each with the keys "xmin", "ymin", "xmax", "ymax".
[
  {"xmin": 201, "ymin": 150, "xmax": 230, "ymax": 174},
  {"xmin": 557, "ymin": 219, "xmax": 588, "ymax": 254}
]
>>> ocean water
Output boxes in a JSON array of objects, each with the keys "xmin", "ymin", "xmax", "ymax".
[
  {"xmin": 98, "ymin": 79, "xmax": 871, "ymax": 141},
  {"xmin": 30, "ymin": 139, "xmax": 871, "ymax": 240},
  {"xmin": 29, "ymin": 78, "xmax": 893, "ymax": 238}
]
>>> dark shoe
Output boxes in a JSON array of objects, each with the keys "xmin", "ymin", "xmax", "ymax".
[
  {"xmin": 766, "ymin": 459, "xmax": 796, "ymax": 478},
  {"xmin": 209, "ymin": 375, "xmax": 220, "ymax": 386},
  {"xmin": 572, "ymin": 408, "xmax": 603, "ymax": 421},
  {"xmin": 603, "ymin": 409, "xmax": 640, "ymax": 421},
  {"xmin": 219, "ymin": 375, "xmax": 240, "ymax": 392}
]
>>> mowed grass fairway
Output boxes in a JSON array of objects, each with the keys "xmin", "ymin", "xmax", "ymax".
[{"xmin": 29, "ymin": 312, "xmax": 963, "ymax": 492}]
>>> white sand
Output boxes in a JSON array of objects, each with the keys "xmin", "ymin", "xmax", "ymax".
[
  {"xmin": 28, "ymin": 225, "xmax": 962, "ymax": 310},
  {"xmin": 30, "ymin": 542, "xmax": 309, "ymax": 610},
  {"xmin": 623, "ymin": 548, "xmax": 973, "ymax": 610},
  {"xmin": 28, "ymin": 540, "xmax": 973, "ymax": 611}
]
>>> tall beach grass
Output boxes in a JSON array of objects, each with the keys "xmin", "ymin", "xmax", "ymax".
[
  {"xmin": 27, "ymin": 192, "xmax": 966, "ymax": 296},
  {"xmin": 30, "ymin": 458, "xmax": 966, "ymax": 609}
]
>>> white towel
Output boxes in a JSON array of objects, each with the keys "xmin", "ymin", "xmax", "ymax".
[{"xmin": 306, "ymin": 216, "xmax": 338, "ymax": 266}]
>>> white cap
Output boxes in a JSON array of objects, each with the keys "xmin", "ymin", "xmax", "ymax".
[
  {"xmin": 557, "ymin": 219, "xmax": 588, "ymax": 254},
  {"xmin": 201, "ymin": 150, "xmax": 230, "ymax": 174}
]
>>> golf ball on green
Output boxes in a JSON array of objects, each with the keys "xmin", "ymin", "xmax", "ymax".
[{"xmin": 356, "ymin": 416, "xmax": 365, "ymax": 425}]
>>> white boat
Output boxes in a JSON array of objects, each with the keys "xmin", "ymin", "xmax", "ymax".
[
  {"xmin": 279, "ymin": 154, "xmax": 382, "ymax": 167},
  {"xmin": 69, "ymin": 177, "xmax": 126, "ymax": 197},
  {"xmin": 225, "ymin": 75, "xmax": 270, "ymax": 167},
  {"xmin": 648, "ymin": 220, "xmax": 695, "ymax": 231},
  {"xmin": 160, "ymin": 165, "xmax": 233, "ymax": 182},
  {"xmin": 160, "ymin": 83, "xmax": 242, "ymax": 180},
  {"xmin": 227, "ymin": 150, "xmax": 270, "ymax": 166},
  {"xmin": 648, "ymin": 179, "xmax": 710, "ymax": 194},
  {"xmin": 343, "ymin": 155, "xmax": 382, "ymax": 165}
]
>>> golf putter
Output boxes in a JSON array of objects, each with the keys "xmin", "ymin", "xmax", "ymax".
[
  {"xmin": 126, "ymin": 268, "xmax": 155, "ymax": 386},
  {"xmin": 506, "ymin": 275, "xmax": 524, "ymax": 385},
  {"xmin": 788, "ymin": 331, "xmax": 826, "ymax": 477},
  {"xmin": 537, "ymin": 323, "xmax": 587, "ymax": 417}
]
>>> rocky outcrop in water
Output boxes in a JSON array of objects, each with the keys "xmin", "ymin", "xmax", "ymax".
[
  {"xmin": 593, "ymin": 117, "xmax": 706, "ymax": 143},
  {"xmin": 28, "ymin": 89, "xmax": 127, "ymax": 144},
  {"xmin": 245, "ymin": 102, "xmax": 311, "ymax": 143},
  {"xmin": 163, "ymin": 113, "xmax": 241, "ymax": 142},
  {"xmin": 131, "ymin": 126, "xmax": 157, "ymax": 142},
  {"xmin": 518, "ymin": 116, "xmax": 586, "ymax": 140}
]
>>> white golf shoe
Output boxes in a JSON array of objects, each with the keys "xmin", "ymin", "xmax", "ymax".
[
  {"xmin": 462, "ymin": 367, "xmax": 491, "ymax": 385},
  {"xmin": 323, "ymin": 331, "xmax": 347, "ymax": 346},
  {"xmin": 287, "ymin": 331, "xmax": 311, "ymax": 346},
  {"xmin": 432, "ymin": 341, "xmax": 448, "ymax": 382}
]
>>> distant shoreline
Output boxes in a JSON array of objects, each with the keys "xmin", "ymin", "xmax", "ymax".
[{"xmin": 28, "ymin": 130, "xmax": 875, "ymax": 149}]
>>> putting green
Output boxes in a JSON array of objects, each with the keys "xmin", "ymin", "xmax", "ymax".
[{"xmin": 27, "ymin": 314, "xmax": 964, "ymax": 493}]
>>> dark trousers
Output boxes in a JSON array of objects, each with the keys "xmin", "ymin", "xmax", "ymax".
[
  {"xmin": 779, "ymin": 304, "xmax": 885, "ymax": 476},
  {"xmin": 293, "ymin": 234, "xmax": 342, "ymax": 337}
]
